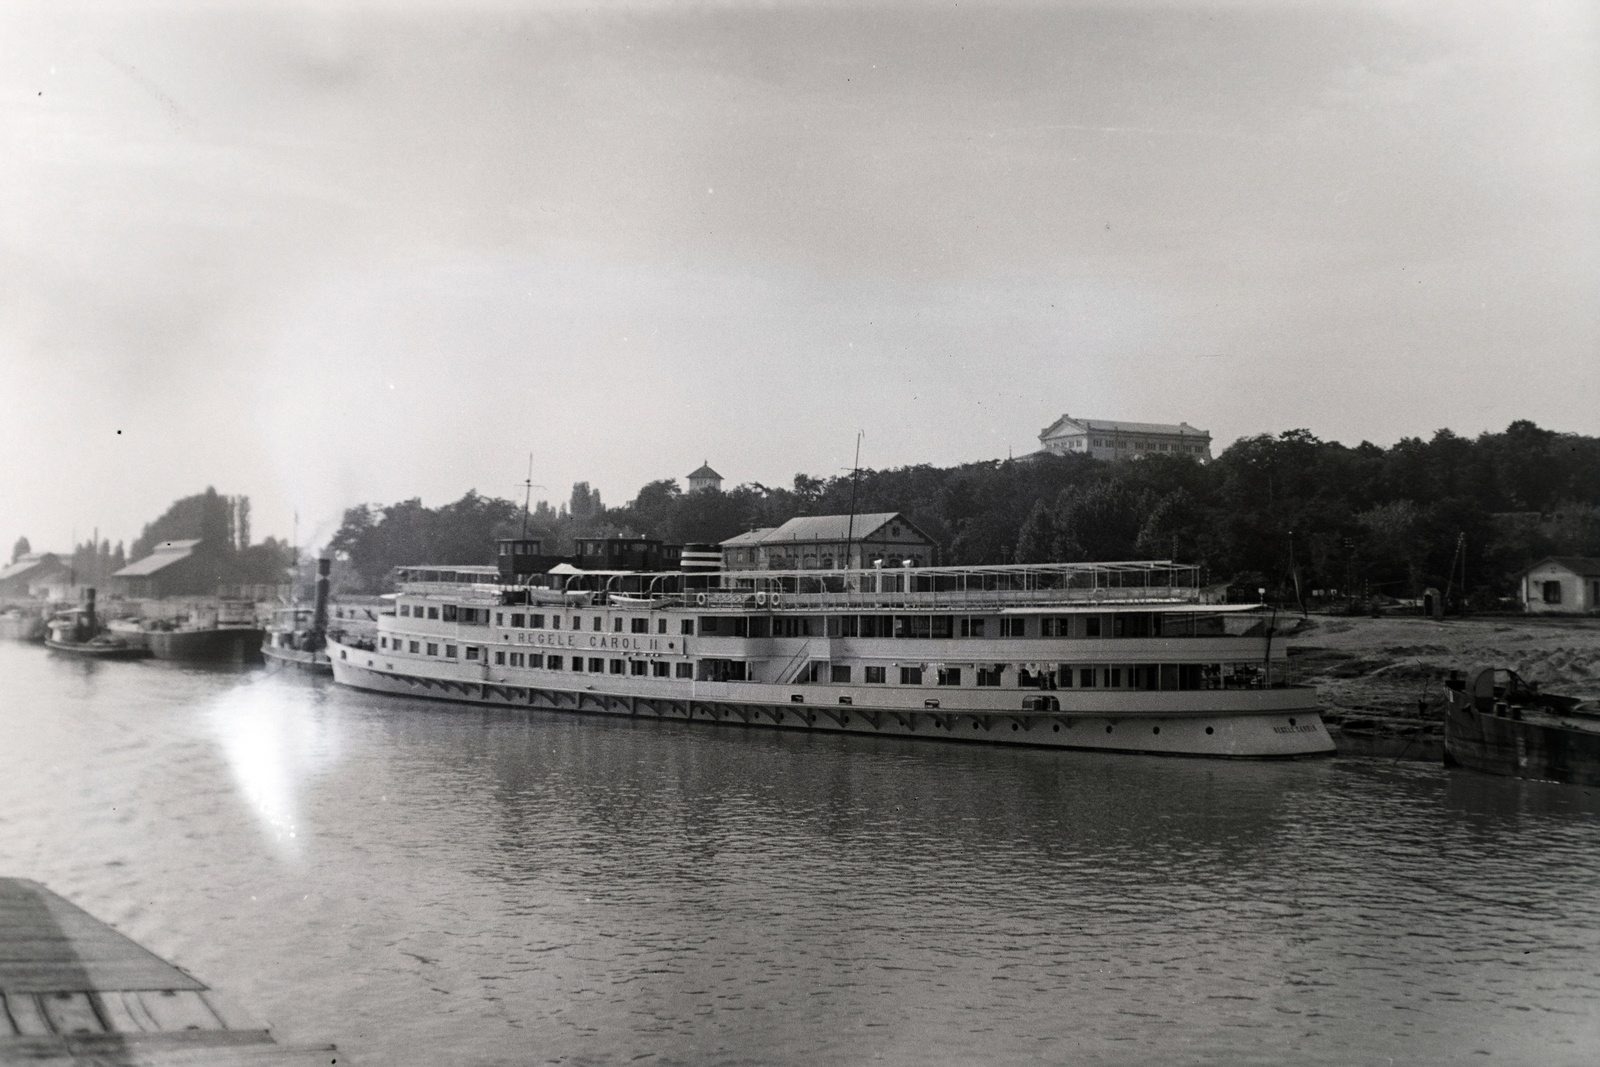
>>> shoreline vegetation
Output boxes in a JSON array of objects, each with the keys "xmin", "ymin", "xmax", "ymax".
[{"xmin": 322, "ymin": 420, "xmax": 1599, "ymax": 607}]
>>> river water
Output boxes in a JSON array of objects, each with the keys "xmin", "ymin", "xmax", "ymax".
[{"xmin": 2, "ymin": 641, "xmax": 1597, "ymax": 1066}]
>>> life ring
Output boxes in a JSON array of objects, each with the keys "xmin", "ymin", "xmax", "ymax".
[
  {"xmin": 771, "ymin": 592, "xmax": 783, "ymax": 607},
  {"xmin": 755, "ymin": 591, "xmax": 768, "ymax": 607},
  {"xmin": 696, "ymin": 593, "xmax": 708, "ymax": 607}
]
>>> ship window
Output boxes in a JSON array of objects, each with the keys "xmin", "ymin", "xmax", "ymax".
[
  {"xmin": 831, "ymin": 665, "xmax": 852, "ymax": 683},
  {"xmin": 614, "ymin": 617, "xmax": 624, "ymax": 632},
  {"xmin": 658, "ymin": 619, "xmax": 667, "ymax": 634},
  {"xmin": 899, "ymin": 666, "xmax": 923, "ymax": 685},
  {"xmin": 1056, "ymin": 665, "xmax": 1073, "ymax": 687},
  {"xmin": 931, "ymin": 616, "xmax": 953, "ymax": 639},
  {"xmin": 1000, "ymin": 618, "xmax": 1026, "ymax": 638},
  {"xmin": 444, "ymin": 644, "xmax": 457, "ymax": 658},
  {"xmin": 508, "ymin": 652, "xmax": 521, "ymax": 667},
  {"xmin": 409, "ymin": 641, "xmax": 419, "ymax": 653},
  {"xmin": 572, "ymin": 657, "xmax": 585, "ymax": 672},
  {"xmin": 682, "ymin": 620, "xmax": 695, "ymax": 635},
  {"xmin": 531, "ymin": 614, "xmax": 545, "ymax": 628},
  {"xmin": 551, "ymin": 616, "xmax": 561, "ymax": 630},
  {"xmin": 652, "ymin": 661, "xmax": 670, "ymax": 677},
  {"xmin": 443, "ymin": 605, "xmax": 458, "ymax": 622},
  {"xmin": 511, "ymin": 613, "xmax": 525, "ymax": 628},
  {"xmin": 529, "ymin": 654, "xmax": 543, "ymax": 668},
  {"xmin": 630, "ymin": 660, "xmax": 646, "ymax": 675},
  {"xmin": 547, "ymin": 655, "xmax": 563, "ymax": 669},
  {"xmin": 495, "ymin": 651, "xmax": 505, "ymax": 665},
  {"xmin": 1109, "ymin": 667, "xmax": 1122, "ymax": 687},
  {"xmin": 675, "ymin": 662, "xmax": 693, "ymax": 678},
  {"xmin": 959, "ymin": 617, "xmax": 985, "ymax": 638},
  {"xmin": 400, "ymin": 605, "xmax": 410, "ymax": 617},
  {"xmin": 1543, "ymin": 580, "xmax": 1562, "ymax": 604},
  {"xmin": 426, "ymin": 643, "xmax": 438, "ymax": 656},
  {"xmin": 379, "ymin": 637, "xmax": 387, "ymax": 649},
  {"xmin": 427, "ymin": 607, "xmax": 439, "ymax": 620},
  {"xmin": 937, "ymin": 667, "xmax": 961, "ymax": 686},
  {"xmin": 594, "ymin": 617, "xmax": 603, "ymax": 632},
  {"xmin": 631, "ymin": 618, "xmax": 648, "ymax": 633},
  {"xmin": 1079, "ymin": 667, "xmax": 1095, "ymax": 687},
  {"xmin": 894, "ymin": 616, "xmax": 931, "ymax": 639},
  {"xmin": 864, "ymin": 666, "xmax": 886, "ymax": 684},
  {"xmin": 590, "ymin": 657, "xmax": 606, "ymax": 672},
  {"xmin": 1085, "ymin": 616, "xmax": 1102, "ymax": 637},
  {"xmin": 976, "ymin": 666, "xmax": 1003, "ymax": 686}
]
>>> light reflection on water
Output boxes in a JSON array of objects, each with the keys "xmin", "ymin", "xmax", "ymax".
[
  {"xmin": 206, "ymin": 680, "xmax": 343, "ymax": 859},
  {"xmin": 1, "ymin": 641, "xmax": 1598, "ymax": 1066}
]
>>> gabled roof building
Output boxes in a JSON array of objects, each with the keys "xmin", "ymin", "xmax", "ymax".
[
  {"xmin": 0, "ymin": 552, "xmax": 68, "ymax": 598},
  {"xmin": 1519, "ymin": 557, "xmax": 1600, "ymax": 615},
  {"xmin": 1039, "ymin": 415, "xmax": 1212, "ymax": 461},
  {"xmin": 112, "ymin": 539, "xmax": 217, "ymax": 598},
  {"xmin": 720, "ymin": 513, "xmax": 936, "ymax": 571},
  {"xmin": 687, "ymin": 463, "xmax": 723, "ymax": 493}
]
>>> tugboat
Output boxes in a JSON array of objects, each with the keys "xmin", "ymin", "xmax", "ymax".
[
  {"xmin": 1443, "ymin": 667, "xmax": 1600, "ymax": 786},
  {"xmin": 262, "ymin": 558, "xmax": 333, "ymax": 674},
  {"xmin": 44, "ymin": 589, "xmax": 147, "ymax": 659}
]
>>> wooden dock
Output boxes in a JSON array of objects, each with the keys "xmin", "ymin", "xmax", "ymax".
[{"xmin": 0, "ymin": 878, "xmax": 334, "ymax": 1065}]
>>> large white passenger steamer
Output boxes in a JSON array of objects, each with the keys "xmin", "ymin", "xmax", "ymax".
[{"xmin": 328, "ymin": 544, "xmax": 1332, "ymax": 758}]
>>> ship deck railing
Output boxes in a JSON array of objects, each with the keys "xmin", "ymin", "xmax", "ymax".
[{"xmin": 393, "ymin": 559, "xmax": 1257, "ymax": 614}]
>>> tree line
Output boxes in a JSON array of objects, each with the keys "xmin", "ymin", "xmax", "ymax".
[{"xmin": 327, "ymin": 421, "xmax": 1600, "ymax": 604}]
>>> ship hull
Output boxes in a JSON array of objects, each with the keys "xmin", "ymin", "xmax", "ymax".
[
  {"xmin": 44, "ymin": 638, "xmax": 148, "ymax": 659},
  {"xmin": 263, "ymin": 642, "xmax": 332, "ymax": 674},
  {"xmin": 328, "ymin": 639, "xmax": 1333, "ymax": 758},
  {"xmin": 1443, "ymin": 689, "xmax": 1600, "ymax": 787},
  {"xmin": 148, "ymin": 627, "xmax": 265, "ymax": 664}
]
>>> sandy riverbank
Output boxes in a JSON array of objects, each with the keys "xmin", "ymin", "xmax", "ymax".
[{"xmin": 1287, "ymin": 613, "xmax": 1600, "ymax": 717}]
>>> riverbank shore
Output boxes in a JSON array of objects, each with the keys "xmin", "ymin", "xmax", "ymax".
[{"xmin": 1288, "ymin": 613, "xmax": 1600, "ymax": 759}]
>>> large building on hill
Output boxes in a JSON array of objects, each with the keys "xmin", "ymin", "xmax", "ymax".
[
  {"xmin": 720, "ymin": 513, "xmax": 936, "ymax": 571},
  {"xmin": 686, "ymin": 463, "xmax": 723, "ymax": 492},
  {"xmin": 1038, "ymin": 414, "xmax": 1212, "ymax": 461}
]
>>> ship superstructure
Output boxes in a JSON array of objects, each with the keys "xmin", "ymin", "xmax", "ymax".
[{"xmin": 328, "ymin": 555, "xmax": 1332, "ymax": 758}]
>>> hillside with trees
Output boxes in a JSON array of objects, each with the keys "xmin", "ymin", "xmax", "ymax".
[{"xmin": 325, "ymin": 421, "xmax": 1600, "ymax": 603}]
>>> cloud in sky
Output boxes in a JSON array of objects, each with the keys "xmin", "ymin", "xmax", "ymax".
[{"xmin": 1, "ymin": 1, "xmax": 1595, "ymax": 551}]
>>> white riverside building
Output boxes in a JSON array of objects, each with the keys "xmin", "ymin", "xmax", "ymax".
[{"xmin": 327, "ymin": 556, "xmax": 1332, "ymax": 758}]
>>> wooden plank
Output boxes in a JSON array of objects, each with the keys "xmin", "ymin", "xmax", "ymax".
[
  {"xmin": 38, "ymin": 991, "xmax": 104, "ymax": 1035},
  {"xmin": 133, "ymin": 990, "xmax": 224, "ymax": 1032},
  {"xmin": 95, "ymin": 989, "xmax": 150, "ymax": 1033},
  {"xmin": 3, "ymin": 990, "xmax": 52, "ymax": 1035},
  {"xmin": 0, "ymin": 879, "xmax": 202, "ymax": 994}
]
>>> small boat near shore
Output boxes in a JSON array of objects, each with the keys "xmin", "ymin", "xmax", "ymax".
[
  {"xmin": 43, "ymin": 589, "xmax": 147, "ymax": 659},
  {"xmin": 1443, "ymin": 667, "xmax": 1600, "ymax": 786}
]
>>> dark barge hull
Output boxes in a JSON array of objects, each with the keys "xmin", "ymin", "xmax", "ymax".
[
  {"xmin": 1443, "ymin": 675, "xmax": 1600, "ymax": 787},
  {"xmin": 147, "ymin": 627, "xmax": 265, "ymax": 664}
]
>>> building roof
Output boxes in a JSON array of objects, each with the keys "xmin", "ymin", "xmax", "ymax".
[
  {"xmin": 113, "ymin": 539, "xmax": 202, "ymax": 578},
  {"xmin": 0, "ymin": 553, "xmax": 63, "ymax": 583},
  {"xmin": 720, "ymin": 513, "xmax": 929, "ymax": 548},
  {"xmin": 1039, "ymin": 414, "xmax": 1210, "ymax": 440},
  {"xmin": 687, "ymin": 463, "xmax": 722, "ymax": 481},
  {"xmin": 1523, "ymin": 556, "xmax": 1600, "ymax": 578},
  {"xmin": 720, "ymin": 527, "xmax": 775, "ymax": 547}
]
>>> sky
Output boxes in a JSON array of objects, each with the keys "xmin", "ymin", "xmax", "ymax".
[{"xmin": 2, "ymin": 0, "xmax": 1596, "ymax": 556}]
